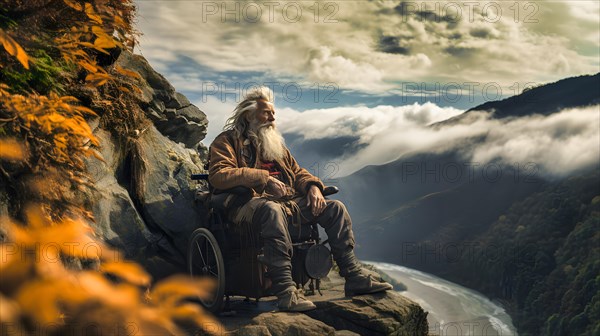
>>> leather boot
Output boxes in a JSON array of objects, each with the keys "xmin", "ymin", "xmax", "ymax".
[
  {"xmin": 277, "ymin": 289, "xmax": 316, "ymax": 312},
  {"xmin": 344, "ymin": 272, "xmax": 393, "ymax": 297}
]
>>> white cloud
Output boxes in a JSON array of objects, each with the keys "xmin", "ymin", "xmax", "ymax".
[
  {"xmin": 268, "ymin": 102, "xmax": 599, "ymax": 178},
  {"xmin": 306, "ymin": 46, "xmax": 388, "ymax": 92},
  {"xmin": 134, "ymin": 0, "xmax": 600, "ymax": 95},
  {"xmin": 468, "ymin": 106, "xmax": 600, "ymax": 177},
  {"xmin": 275, "ymin": 102, "xmax": 465, "ymax": 174}
]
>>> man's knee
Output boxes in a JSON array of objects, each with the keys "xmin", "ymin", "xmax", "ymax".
[
  {"xmin": 256, "ymin": 201, "xmax": 288, "ymax": 234},
  {"xmin": 328, "ymin": 199, "xmax": 345, "ymax": 209},
  {"xmin": 326, "ymin": 199, "xmax": 348, "ymax": 214},
  {"xmin": 256, "ymin": 201, "xmax": 286, "ymax": 221}
]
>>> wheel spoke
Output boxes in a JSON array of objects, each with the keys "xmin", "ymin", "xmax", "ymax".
[
  {"xmin": 205, "ymin": 240, "xmax": 209, "ymax": 266},
  {"xmin": 195, "ymin": 241, "xmax": 206, "ymax": 266},
  {"xmin": 188, "ymin": 229, "xmax": 224, "ymax": 312}
]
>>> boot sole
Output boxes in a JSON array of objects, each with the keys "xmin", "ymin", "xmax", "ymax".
[{"xmin": 345, "ymin": 285, "xmax": 393, "ymax": 297}]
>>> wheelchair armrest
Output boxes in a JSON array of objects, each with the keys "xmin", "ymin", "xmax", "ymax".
[
  {"xmin": 211, "ymin": 186, "xmax": 253, "ymax": 211},
  {"xmin": 191, "ymin": 173, "xmax": 209, "ymax": 181},
  {"xmin": 323, "ymin": 186, "xmax": 339, "ymax": 196}
]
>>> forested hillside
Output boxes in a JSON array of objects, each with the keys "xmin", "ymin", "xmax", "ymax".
[
  {"xmin": 334, "ymin": 73, "xmax": 600, "ymax": 335},
  {"xmin": 448, "ymin": 171, "xmax": 599, "ymax": 336}
]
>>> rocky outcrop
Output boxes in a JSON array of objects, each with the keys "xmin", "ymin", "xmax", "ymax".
[
  {"xmin": 85, "ymin": 51, "xmax": 209, "ymax": 277},
  {"xmin": 227, "ymin": 271, "xmax": 428, "ymax": 336},
  {"xmin": 115, "ymin": 51, "xmax": 208, "ymax": 152}
]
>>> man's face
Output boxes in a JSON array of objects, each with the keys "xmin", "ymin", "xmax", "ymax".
[{"xmin": 253, "ymin": 99, "xmax": 276, "ymax": 126}]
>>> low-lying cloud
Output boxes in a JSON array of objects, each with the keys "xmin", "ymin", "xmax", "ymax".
[{"xmin": 271, "ymin": 103, "xmax": 599, "ymax": 178}]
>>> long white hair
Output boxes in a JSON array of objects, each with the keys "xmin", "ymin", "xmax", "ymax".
[
  {"xmin": 224, "ymin": 86, "xmax": 275, "ymax": 139},
  {"xmin": 224, "ymin": 86, "xmax": 286, "ymax": 161}
]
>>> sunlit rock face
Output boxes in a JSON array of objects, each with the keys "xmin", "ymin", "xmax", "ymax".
[{"xmin": 85, "ymin": 51, "xmax": 209, "ymax": 279}]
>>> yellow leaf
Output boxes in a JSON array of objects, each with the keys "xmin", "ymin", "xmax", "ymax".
[
  {"xmin": 0, "ymin": 29, "xmax": 29, "ymax": 69},
  {"xmin": 24, "ymin": 203, "xmax": 50, "ymax": 229},
  {"xmin": 77, "ymin": 41, "xmax": 96, "ymax": 49},
  {"xmin": 15, "ymin": 279, "xmax": 66, "ymax": 325},
  {"xmin": 0, "ymin": 138, "xmax": 27, "ymax": 161},
  {"xmin": 78, "ymin": 60, "xmax": 98, "ymax": 73},
  {"xmin": 101, "ymin": 262, "xmax": 151, "ymax": 287},
  {"xmin": 85, "ymin": 73, "xmax": 111, "ymax": 87},
  {"xmin": 85, "ymin": 3, "xmax": 103, "ymax": 24},
  {"xmin": 0, "ymin": 293, "xmax": 19, "ymax": 324},
  {"xmin": 151, "ymin": 275, "xmax": 215, "ymax": 307},
  {"xmin": 85, "ymin": 148, "xmax": 105, "ymax": 162},
  {"xmin": 167, "ymin": 303, "xmax": 225, "ymax": 335},
  {"xmin": 115, "ymin": 66, "xmax": 141, "ymax": 80},
  {"xmin": 63, "ymin": 0, "xmax": 83, "ymax": 11},
  {"xmin": 94, "ymin": 35, "xmax": 117, "ymax": 50}
]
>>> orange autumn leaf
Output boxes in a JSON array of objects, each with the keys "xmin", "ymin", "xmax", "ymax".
[
  {"xmin": 15, "ymin": 278, "xmax": 68, "ymax": 325},
  {"xmin": 14, "ymin": 205, "xmax": 107, "ymax": 260},
  {"xmin": 85, "ymin": 3, "xmax": 103, "ymax": 24},
  {"xmin": 167, "ymin": 303, "xmax": 225, "ymax": 336},
  {"xmin": 92, "ymin": 26, "xmax": 117, "ymax": 50},
  {"xmin": 101, "ymin": 261, "xmax": 151, "ymax": 287},
  {"xmin": 78, "ymin": 59, "xmax": 99, "ymax": 73},
  {"xmin": 0, "ymin": 29, "xmax": 29, "ymax": 69},
  {"xmin": 114, "ymin": 65, "xmax": 141, "ymax": 80},
  {"xmin": 0, "ymin": 293, "xmax": 20, "ymax": 324},
  {"xmin": 85, "ymin": 72, "xmax": 111, "ymax": 87},
  {"xmin": 0, "ymin": 138, "xmax": 27, "ymax": 161},
  {"xmin": 94, "ymin": 35, "xmax": 116, "ymax": 51},
  {"xmin": 75, "ymin": 271, "xmax": 141, "ymax": 308},
  {"xmin": 150, "ymin": 275, "xmax": 215, "ymax": 307},
  {"xmin": 63, "ymin": 0, "xmax": 83, "ymax": 11}
]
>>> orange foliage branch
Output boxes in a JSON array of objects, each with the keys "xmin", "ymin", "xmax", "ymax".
[
  {"xmin": 0, "ymin": 1, "xmax": 224, "ymax": 335},
  {"xmin": 0, "ymin": 84, "xmax": 99, "ymax": 170}
]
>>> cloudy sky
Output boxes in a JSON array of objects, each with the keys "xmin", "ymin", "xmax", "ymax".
[{"xmin": 133, "ymin": 0, "xmax": 600, "ymax": 176}]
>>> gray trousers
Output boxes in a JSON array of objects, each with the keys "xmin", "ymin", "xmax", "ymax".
[{"xmin": 253, "ymin": 198, "xmax": 361, "ymax": 296}]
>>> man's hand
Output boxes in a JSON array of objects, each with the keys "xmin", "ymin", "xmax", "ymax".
[
  {"xmin": 307, "ymin": 185, "xmax": 326, "ymax": 217},
  {"xmin": 265, "ymin": 176, "xmax": 287, "ymax": 198}
]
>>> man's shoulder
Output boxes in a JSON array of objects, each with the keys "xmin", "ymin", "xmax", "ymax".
[{"xmin": 213, "ymin": 130, "xmax": 237, "ymax": 145}]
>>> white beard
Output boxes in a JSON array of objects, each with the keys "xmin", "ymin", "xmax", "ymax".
[{"xmin": 250, "ymin": 121, "xmax": 286, "ymax": 162}]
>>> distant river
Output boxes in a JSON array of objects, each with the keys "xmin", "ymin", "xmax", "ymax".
[{"xmin": 366, "ymin": 262, "xmax": 518, "ymax": 336}]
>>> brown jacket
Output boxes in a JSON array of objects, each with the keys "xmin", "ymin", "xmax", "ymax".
[{"xmin": 208, "ymin": 130, "xmax": 324, "ymax": 199}]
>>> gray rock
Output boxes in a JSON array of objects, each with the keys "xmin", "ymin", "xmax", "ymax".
[
  {"xmin": 223, "ymin": 270, "xmax": 428, "ymax": 336},
  {"xmin": 85, "ymin": 124, "xmax": 205, "ymax": 279},
  {"xmin": 307, "ymin": 292, "xmax": 428, "ymax": 336},
  {"xmin": 114, "ymin": 51, "xmax": 208, "ymax": 149},
  {"xmin": 233, "ymin": 325, "xmax": 271, "ymax": 336},
  {"xmin": 165, "ymin": 92, "xmax": 191, "ymax": 109},
  {"xmin": 155, "ymin": 115, "xmax": 207, "ymax": 148},
  {"xmin": 177, "ymin": 105, "xmax": 207, "ymax": 124},
  {"xmin": 236, "ymin": 313, "xmax": 336, "ymax": 336},
  {"xmin": 114, "ymin": 51, "xmax": 171, "ymax": 104},
  {"xmin": 135, "ymin": 125, "xmax": 206, "ymax": 257},
  {"xmin": 85, "ymin": 128, "xmax": 156, "ymax": 256}
]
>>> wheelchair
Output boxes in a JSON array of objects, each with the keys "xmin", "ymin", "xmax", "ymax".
[{"xmin": 188, "ymin": 174, "xmax": 337, "ymax": 313}]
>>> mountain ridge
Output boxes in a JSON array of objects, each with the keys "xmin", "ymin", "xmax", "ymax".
[
  {"xmin": 333, "ymin": 73, "xmax": 600, "ymax": 335},
  {"xmin": 433, "ymin": 73, "xmax": 600, "ymax": 128}
]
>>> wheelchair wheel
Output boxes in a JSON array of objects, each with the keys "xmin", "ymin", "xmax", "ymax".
[{"xmin": 188, "ymin": 228, "xmax": 225, "ymax": 313}]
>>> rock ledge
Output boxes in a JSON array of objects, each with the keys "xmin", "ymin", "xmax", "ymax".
[{"xmin": 223, "ymin": 270, "xmax": 428, "ymax": 336}]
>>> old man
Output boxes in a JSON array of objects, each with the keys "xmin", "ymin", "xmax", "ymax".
[{"xmin": 208, "ymin": 86, "xmax": 392, "ymax": 312}]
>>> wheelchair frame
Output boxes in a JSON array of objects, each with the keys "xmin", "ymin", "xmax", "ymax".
[{"xmin": 188, "ymin": 174, "xmax": 337, "ymax": 313}]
